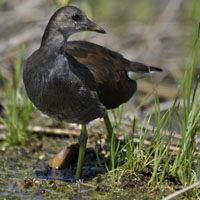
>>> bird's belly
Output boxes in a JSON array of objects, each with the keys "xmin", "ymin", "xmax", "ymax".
[
  {"xmin": 23, "ymin": 58, "xmax": 107, "ymax": 124},
  {"xmin": 28, "ymin": 79, "xmax": 106, "ymax": 124}
]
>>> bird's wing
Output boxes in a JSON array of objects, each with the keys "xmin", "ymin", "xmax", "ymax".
[
  {"xmin": 65, "ymin": 40, "xmax": 162, "ymax": 109},
  {"xmin": 65, "ymin": 40, "xmax": 128, "ymax": 84},
  {"xmin": 65, "ymin": 41, "xmax": 162, "ymax": 82}
]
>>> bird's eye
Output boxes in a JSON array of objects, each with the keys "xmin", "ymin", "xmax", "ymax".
[{"xmin": 72, "ymin": 14, "xmax": 81, "ymax": 21}]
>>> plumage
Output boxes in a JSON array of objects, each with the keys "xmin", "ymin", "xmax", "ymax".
[
  {"xmin": 65, "ymin": 40, "xmax": 161, "ymax": 108},
  {"xmin": 23, "ymin": 5, "xmax": 162, "ymax": 179}
]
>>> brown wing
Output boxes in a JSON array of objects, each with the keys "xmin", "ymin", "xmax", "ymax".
[
  {"xmin": 65, "ymin": 40, "xmax": 136, "ymax": 109},
  {"xmin": 66, "ymin": 41, "xmax": 129, "ymax": 83},
  {"xmin": 65, "ymin": 41, "xmax": 162, "ymax": 109}
]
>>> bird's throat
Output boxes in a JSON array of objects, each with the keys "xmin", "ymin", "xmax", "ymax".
[{"xmin": 41, "ymin": 29, "xmax": 66, "ymax": 47}]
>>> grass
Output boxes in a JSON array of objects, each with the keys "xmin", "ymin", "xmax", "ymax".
[
  {"xmin": 105, "ymin": 25, "xmax": 200, "ymax": 199},
  {"xmin": 0, "ymin": 1, "xmax": 200, "ymax": 199},
  {"xmin": 1, "ymin": 27, "xmax": 197, "ymax": 198},
  {"xmin": 0, "ymin": 46, "xmax": 33, "ymax": 146}
]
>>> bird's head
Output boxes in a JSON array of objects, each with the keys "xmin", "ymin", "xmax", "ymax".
[{"xmin": 49, "ymin": 6, "xmax": 106, "ymax": 36}]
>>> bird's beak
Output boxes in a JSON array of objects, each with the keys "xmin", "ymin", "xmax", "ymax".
[{"xmin": 86, "ymin": 19, "xmax": 106, "ymax": 34}]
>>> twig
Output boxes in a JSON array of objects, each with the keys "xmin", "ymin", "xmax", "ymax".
[
  {"xmin": 28, "ymin": 125, "xmax": 80, "ymax": 136},
  {"xmin": 0, "ymin": 123, "xmax": 183, "ymax": 153},
  {"xmin": 0, "ymin": 124, "xmax": 80, "ymax": 137},
  {"xmin": 163, "ymin": 181, "xmax": 200, "ymax": 200}
]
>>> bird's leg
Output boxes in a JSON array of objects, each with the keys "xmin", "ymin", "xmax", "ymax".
[
  {"xmin": 103, "ymin": 113, "xmax": 113, "ymax": 140},
  {"xmin": 104, "ymin": 113, "xmax": 120, "ymax": 154},
  {"xmin": 75, "ymin": 124, "xmax": 88, "ymax": 180}
]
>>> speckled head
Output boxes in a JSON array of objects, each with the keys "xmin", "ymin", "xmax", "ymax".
[{"xmin": 41, "ymin": 6, "xmax": 106, "ymax": 46}]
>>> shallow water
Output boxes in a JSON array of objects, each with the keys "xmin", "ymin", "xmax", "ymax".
[{"xmin": 0, "ymin": 134, "xmax": 170, "ymax": 200}]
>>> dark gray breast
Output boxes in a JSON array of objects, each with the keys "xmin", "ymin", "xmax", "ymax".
[{"xmin": 23, "ymin": 47, "xmax": 106, "ymax": 124}]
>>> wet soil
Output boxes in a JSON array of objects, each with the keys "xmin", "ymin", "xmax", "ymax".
[{"xmin": 0, "ymin": 134, "xmax": 174, "ymax": 200}]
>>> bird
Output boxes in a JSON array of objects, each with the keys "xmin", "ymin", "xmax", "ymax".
[{"xmin": 23, "ymin": 5, "xmax": 162, "ymax": 180}]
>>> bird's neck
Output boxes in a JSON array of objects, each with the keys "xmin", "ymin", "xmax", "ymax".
[{"xmin": 40, "ymin": 25, "xmax": 70, "ymax": 49}]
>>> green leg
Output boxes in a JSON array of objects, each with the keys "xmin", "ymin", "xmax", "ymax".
[
  {"xmin": 103, "ymin": 113, "xmax": 113, "ymax": 140},
  {"xmin": 75, "ymin": 124, "xmax": 88, "ymax": 180}
]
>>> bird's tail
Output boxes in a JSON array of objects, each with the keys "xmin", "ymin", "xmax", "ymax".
[{"xmin": 127, "ymin": 62, "xmax": 162, "ymax": 80}]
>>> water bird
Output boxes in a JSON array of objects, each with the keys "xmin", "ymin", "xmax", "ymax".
[{"xmin": 23, "ymin": 5, "xmax": 162, "ymax": 180}]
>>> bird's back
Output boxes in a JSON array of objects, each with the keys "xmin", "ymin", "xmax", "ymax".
[{"xmin": 65, "ymin": 40, "xmax": 137, "ymax": 109}]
